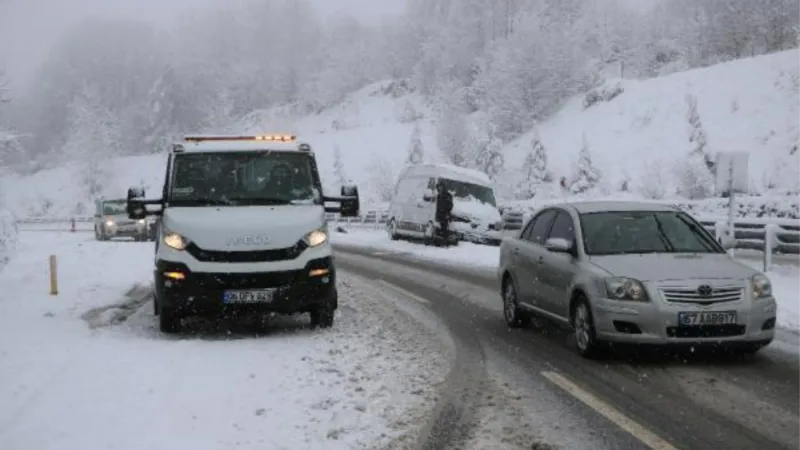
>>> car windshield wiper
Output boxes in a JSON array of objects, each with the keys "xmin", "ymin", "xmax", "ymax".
[{"xmin": 652, "ymin": 215, "xmax": 676, "ymax": 252}]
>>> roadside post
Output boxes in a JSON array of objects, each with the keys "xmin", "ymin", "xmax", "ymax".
[
  {"xmin": 714, "ymin": 151, "xmax": 749, "ymax": 257},
  {"xmin": 49, "ymin": 254, "xmax": 58, "ymax": 295}
]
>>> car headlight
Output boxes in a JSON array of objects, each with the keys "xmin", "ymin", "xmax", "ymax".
[
  {"xmin": 105, "ymin": 219, "xmax": 115, "ymax": 227},
  {"xmin": 304, "ymin": 229, "xmax": 328, "ymax": 247},
  {"xmin": 137, "ymin": 219, "xmax": 146, "ymax": 224},
  {"xmin": 163, "ymin": 232, "xmax": 190, "ymax": 250},
  {"xmin": 751, "ymin": 274, "xmax": 772, "ymax": 299},
  {"xmin": 605, "ymin": 277, "xmax": 648, "ymax": 301},
  {"xmin": 450, "ymin": 215, "xmax": 471, "ymax": 223}
]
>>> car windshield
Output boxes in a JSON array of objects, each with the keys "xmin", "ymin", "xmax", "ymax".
[
  {"xmin": 168, "ymin": 151, "xmax": 319, "ymax": 206},
  {"xmin": 102, "ymin": 200, "xmax": 126, "ymax": 215},
  {"xmin": 579, "ymin": 210, "xmax": 724, "ymax": 256},
  {"xmin": 440, "ymin": 178, "xmax": 496, "ymax": 206}
]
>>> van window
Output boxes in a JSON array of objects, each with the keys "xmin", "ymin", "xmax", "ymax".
[{"xmin": 440, "ymin": 178, "xmax": 496, "ymax": 206}]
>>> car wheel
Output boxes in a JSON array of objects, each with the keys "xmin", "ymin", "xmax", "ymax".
[
  {"xmin": 310, "ymin": 290, "xmax": 336, "ymax": 329},
  {"xmin": 153, "ymin": 293, "xmax": 159, "ymax": 316},
  {"xmin": 502, "ymin": 276, "xmax": 531, "ymax": 328},
  {"xmin": 387, "ymin": 219, "xmax": 399, "ymax": 241},
  {"xmin": 572, "ymin": 297, "xmax": 599, "ymax": 358}
]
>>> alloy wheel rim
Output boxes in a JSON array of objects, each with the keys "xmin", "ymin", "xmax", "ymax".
[
  {"xmin": 504, "ymin": 283, "xmax": 516, "ymax": 322},
  {"xmin": 575, "ymin": 304, "xmax": 590, "ymax": 350}
]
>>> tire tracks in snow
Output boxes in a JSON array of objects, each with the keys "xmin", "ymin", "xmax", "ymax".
[
  {"xmin": 338, "ymin": 258, "xmax": 488, "ymax": 450},
  {"xmin": 80, "ymin": 283, "xmax": 151, "ymax": 329}
]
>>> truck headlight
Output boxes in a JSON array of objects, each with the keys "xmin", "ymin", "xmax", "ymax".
[
  {"xmin": 164, "ymin": 232, "xmax": 190, "ymax": 250},
  {"xmin": 751, "ymin": 274, "xmax": 772, "ymax": 299},
  {"xmin": 304, "ymin": 229, "xmax": 328, "ymax": 247},
  {"xmin": 605, "ymin": 277, "xmax": 648, "ymax": 301}
]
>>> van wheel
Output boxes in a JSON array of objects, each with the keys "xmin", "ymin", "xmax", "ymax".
[
  {"xmin": 423, "ymin": 222, "xmax": 435, "ymax": 246},
  {"xmin": 387, "ymin": 219, "xmax": 399, "ymax": 240}
]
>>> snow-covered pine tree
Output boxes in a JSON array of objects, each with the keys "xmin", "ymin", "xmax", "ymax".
[
  {"xmin": 474, "ymin": 123, "xmax": 504, "ymax": 179},
  {"xmin": 571, "ymin": 134, "xmax": 601, "ymax": 194},
  {"xmin": 406, "ymin": 123, "xmax": 424, "ymax": 164},
  {"xmin": 435, "ymin": 82, "xmax": 471, "ymax": 167},
  {"xmin": 685, "ymin": 93, "xmax": 715, "ymax": 172},
  {"xmin": 675, "ymin": 152, "xmax": 714, "ymax": 199},
  {"xmin": 61, "ymin": 86, "xmax": 123, "ymax": 199},
  {"xmin": 517, "ymin": 127, "xmax": 550, "ymax": 199},
  {"xmin": 332, "ymin": 144, "xmax": 347, "ymax": 188}
]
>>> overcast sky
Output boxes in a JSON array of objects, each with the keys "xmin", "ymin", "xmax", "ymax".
[{"xmin": 0, "ymin": 0, "xmax": 406, "ymax": 88}]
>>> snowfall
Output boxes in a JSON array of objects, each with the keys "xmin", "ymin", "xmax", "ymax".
[
  {"xmin": 0, "ymin": 45, "xmax": 799, "ymax": 449},
  {"xmin": 0, "ymin": 230, "xmax": 452, "ymax": 450}
]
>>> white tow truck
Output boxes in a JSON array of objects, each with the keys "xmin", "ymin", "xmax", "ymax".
[{"xmin": 126, "ymin": 134, "xmax": 360, "ymax": 333}]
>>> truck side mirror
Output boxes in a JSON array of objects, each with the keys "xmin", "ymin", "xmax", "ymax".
[
  {"xmin": 340, "ymin": 185, "xmax": 360, "ymax": 217},
  {"xmin": 127, "ymin": 186, "xmax": 147, "ymax": 220}
]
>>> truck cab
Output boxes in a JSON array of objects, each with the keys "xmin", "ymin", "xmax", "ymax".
[{"xmin": 126, "ymin": 134, "xmax": 360, "ymax": 333}]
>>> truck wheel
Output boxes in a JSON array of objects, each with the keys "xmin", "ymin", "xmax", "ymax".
[
  {"xmin": 310, "ymin": 290, "xmax": 336, "ymax": 329},
  {"xmin": 159, "ymin": 306, "xmax": 180, "ymax": 333}
]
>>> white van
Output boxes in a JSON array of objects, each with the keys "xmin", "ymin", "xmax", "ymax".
[
  {"xmin": 387, "ymin": 163, "xmax": 503, "ymax": 245},
  {"xmin": 125, "ymin": 134, "xmax": 360, "ymax": 333}
]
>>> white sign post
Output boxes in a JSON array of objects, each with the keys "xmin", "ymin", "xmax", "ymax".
[{"xmin": 714, "ymin": 151, "xmax": 749, "ymax": 255}]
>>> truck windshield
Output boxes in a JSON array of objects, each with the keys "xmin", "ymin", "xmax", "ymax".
[
  {"xmin": 440, "ymin": 178, "xmax": 496, "ymax": 206},
  {"xmin": 168, "ymin": 151, "xmax": 319, "ymax": 206},
  {"xmin": 102, "ymin": 200, "xmax": 126, "ymax": 215}
]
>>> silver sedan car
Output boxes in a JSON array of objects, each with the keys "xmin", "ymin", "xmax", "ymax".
[{"xmin": 498, "ymin": 201, "xmax": 777, "ymax": 357}]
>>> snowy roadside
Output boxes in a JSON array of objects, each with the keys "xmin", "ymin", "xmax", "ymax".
[
  {"xmin": 0, "ymin": 232, "xmax": 451, "ymax": 450},
  {"xmin": 332, "ymin": 229, "xmax": 800, "ymax": 332}
]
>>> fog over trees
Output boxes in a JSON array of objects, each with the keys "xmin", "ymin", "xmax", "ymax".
[{"xmin": 0, "ymin": 0, "xmax": 796, "ymax": 176}]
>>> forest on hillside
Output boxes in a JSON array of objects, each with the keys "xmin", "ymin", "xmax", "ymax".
[{"xmin": 0, "ymin": 0, "xmax": 797, "ymax": 183}]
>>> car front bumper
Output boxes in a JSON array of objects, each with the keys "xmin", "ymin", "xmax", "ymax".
[
  {"xmin": 592, "ymin": 295, "xmax": 777, "ymax": 347},
  {"xmin": 154, "ymin": 256, "xmax": 336, "ymax": 316},
  {"xmin": 105, "ymin": 223, "xmax": 147, "ymax": 237}
]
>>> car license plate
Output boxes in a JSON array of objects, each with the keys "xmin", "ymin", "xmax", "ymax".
[
  {"xmin": 223, "ymin": 289, "xmax": 276, "ymax": 304},
  {"xmin": 678, "ymin": 311, "xmax": 737, "ymax": 326}
]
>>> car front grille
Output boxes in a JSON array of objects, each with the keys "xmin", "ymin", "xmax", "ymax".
[{"xmin": 659, "ymin": 286, "xmax": 743, "ymax": 305}]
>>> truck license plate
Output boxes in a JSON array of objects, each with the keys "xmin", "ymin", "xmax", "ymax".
[
  {"xmin": 678, "ymin": 311, "xmax": 737, "ymax": 326},
  {"xmin": 223, "ymin": 289, "xmax": 276, "ymax": 304}
]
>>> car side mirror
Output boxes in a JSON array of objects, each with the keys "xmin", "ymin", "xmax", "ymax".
[
  {"xmin": 126, "ymin": 186, "xmax": 147, "ymax": 220},
  {"xmin": 422, "ymin": 194, "xmax": 434, "ymax": 202},
  {"xmin": 340, "ymin": 184, "xmax": 360, "ymax": 218},
  {"xmin": 544, "ymin": 237, "xmax": 573, "ymax": 254}
]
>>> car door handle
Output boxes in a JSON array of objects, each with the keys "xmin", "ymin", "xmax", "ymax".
[
  {"xmin": 512, "ymin": 248, "xmax": 520, "ymax": 255},
  {"xmin": 536, "ymin": 256, "xmax": 544, "ymax": 264}
]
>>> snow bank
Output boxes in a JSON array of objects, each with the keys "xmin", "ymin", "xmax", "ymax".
[
  {"xmin": 0, "ymin": 207, "xmax": 17, "ymax": 272},
  {"xmin": 500, "ymin": 49, "xmax": 800, "ymax": 199},
  {"xmin": 0, "ymin": 232, "xmax": 450, "ymax": 449}
]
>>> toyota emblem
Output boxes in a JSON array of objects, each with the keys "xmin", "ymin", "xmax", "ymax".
[{"xmin": 697, "ymin": 285, "xmax": 713, "ymax": 298}]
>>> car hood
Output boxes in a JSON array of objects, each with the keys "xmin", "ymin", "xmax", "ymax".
[
  {"xmin": 162, "ymin": 205, "xmax": 325, "ymax": 250},
  {"xmin": 589, "ymin": 253, "xmax": 758, "ymax": 282},
  {"xmin": 451, "ymin": 199, "xmax": 501, "ymax": 223}
]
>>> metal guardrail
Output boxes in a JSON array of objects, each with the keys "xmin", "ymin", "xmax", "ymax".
[{"xmin": 15, "ymin": 212, "xmax": 392, "ymax": 232}]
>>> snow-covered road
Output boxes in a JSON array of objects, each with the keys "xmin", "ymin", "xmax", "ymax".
[
  {"xmin": 0, "ymin": 232, "xmax": 451, "ymax": 450},
  {"xmin": 331, "ymin": 229, "xmax": 800, "ymax": 332}
]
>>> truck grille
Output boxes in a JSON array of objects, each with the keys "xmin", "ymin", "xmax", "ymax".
[
  {"xmin": 186, "ymin": 241, "xmax": 308, "ymax": 263},
  {"xmin": 659, "ymin": 286, "xmax": 743, "ymax": 305}
]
